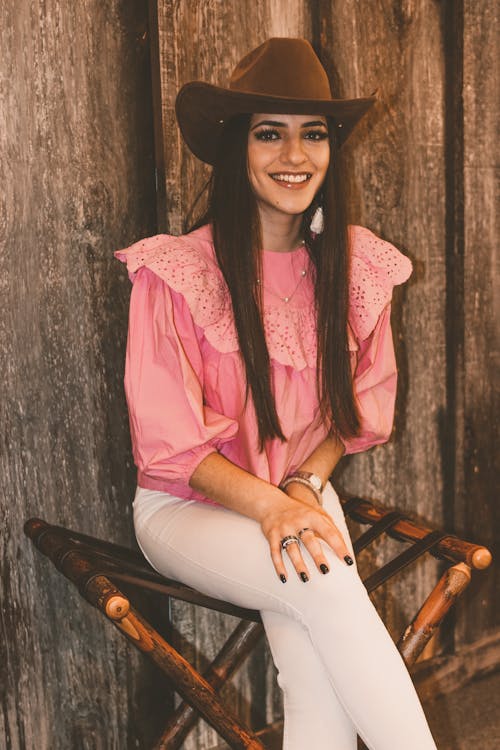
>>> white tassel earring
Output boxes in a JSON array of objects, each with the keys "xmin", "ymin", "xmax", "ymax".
[{"xmin": 310, "ymin": 205, "xmax": 324, "ymax": 235}]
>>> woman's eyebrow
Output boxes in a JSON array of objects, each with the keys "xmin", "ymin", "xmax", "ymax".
[
  {"xmin": 250, "ymin": 120, "xmax": 286, "ymax": 130},
  {"xmin": 301, "ymin": 120, "xmax": 328, "ymax": 128},
  {"xmin": 250, "ymin": 119, "xmax": 328, "ymax": 131}
]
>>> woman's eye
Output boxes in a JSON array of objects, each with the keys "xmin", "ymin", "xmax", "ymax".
[
  {"xmin": 304, "ymin": 130, "xmax": 329, "ymax": 141},
  {"xmin": 254, "ymin": 128, "xmax": 280, "ymax": 141}
]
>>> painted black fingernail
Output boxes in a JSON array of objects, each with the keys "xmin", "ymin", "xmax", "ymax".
[
  {"xmin": 280, "ymin": 574, "xmax": 287, "ymax": 583},
  {"xmin": 320, "ymin": 563, "xmax": 329, "ymax": 574},
  {"xmin": 300, "ymin": 572, "xmax": 309, "ymax": 583},
  {"xmin": 344, "ymin": 555, "xmax": 354, "ymax": 566}
]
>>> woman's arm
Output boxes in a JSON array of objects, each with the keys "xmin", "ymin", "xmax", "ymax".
[
  {"xmin": 189, "ymin": 451, "xmax": 353, "ymax": 582},
  {"xmin": 288, "ymin": 433, "xmax": 346, "ymax": 501}
]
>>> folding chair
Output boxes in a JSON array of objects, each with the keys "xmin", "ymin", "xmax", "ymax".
[{"xmin": 24, "ymin": 493, "xmax": 492, "ymax": 749}]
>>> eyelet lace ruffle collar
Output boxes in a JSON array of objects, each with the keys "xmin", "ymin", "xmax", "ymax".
[
  {"xmin": 115, "ymin": 224, "xmax": 412, "ymax": 370},
  {"xmin": 348, "ymin": 225, "xmax": 413, "ymax": 340}
]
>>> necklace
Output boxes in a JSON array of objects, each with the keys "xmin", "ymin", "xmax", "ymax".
[
  {"xmin": 257, "ymin": 268, "xmax": 308, "ymax": 304},
  {"xmin": 257, "ymin": 239, "xmax": 308, "ymax": 303}
]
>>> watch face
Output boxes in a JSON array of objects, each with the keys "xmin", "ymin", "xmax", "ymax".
[
  {"xmin": 309, "ymin": 474, "xmax": 322, "ymax": 490},
  {"xmin": 300, "ymin": 471, "xmax": 321, "ymax": 490}
]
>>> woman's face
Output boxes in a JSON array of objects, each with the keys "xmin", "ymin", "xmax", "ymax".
[{"xmin": 247, "ymin": 113, "xmax": 330, "ymax": 220}]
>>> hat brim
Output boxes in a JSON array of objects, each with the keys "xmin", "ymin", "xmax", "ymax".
[{"xmin": 175, "ymin": 82, "xmax": 378, "ymax": 164}]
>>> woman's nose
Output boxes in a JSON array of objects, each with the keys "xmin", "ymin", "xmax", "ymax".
[{"xmin": 280, "ymin": 135, "xmax": 307, "ymax": 165}]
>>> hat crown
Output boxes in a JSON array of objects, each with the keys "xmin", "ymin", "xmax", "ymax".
[{"xmin": 229, "ymin": 38, "xmax": 332, "ymax": 101}]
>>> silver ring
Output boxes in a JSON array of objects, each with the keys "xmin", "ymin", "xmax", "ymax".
[
  {"xmin": 281, "ymin": 535, "xmax": 300, "ymax": 550},
  {"xmin": 297, "ymin": 527, "xmax": 312, "ymax": 539}
]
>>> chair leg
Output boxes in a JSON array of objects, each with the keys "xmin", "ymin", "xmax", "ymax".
[
  {"xmin": 83, "ymin": 575, "xmax": 267, "ymax": 750},
  {"xmin": 155, "ymin": 620, "xmax": 264, "ymax": 749},
  {"xmin": 397, "ymin": 562, "xmax": 472, "ymax": 667}
]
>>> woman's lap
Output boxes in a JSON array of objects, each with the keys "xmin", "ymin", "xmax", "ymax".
[
  {"xmin": 132, "ymin": 482, "xmax": 363, "ymax": 622},
  {"xmin": 133, "ymin": 482, "xmax": 360, "ymax": 749}
]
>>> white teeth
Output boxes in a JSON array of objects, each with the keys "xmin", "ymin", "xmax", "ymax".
[{"xmin": 271, "ymin": 173, "xmax": 310, "ymax": 183}]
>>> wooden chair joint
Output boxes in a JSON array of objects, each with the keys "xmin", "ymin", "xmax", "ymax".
[{"xmin": 363, "ymin": 530, "xmax": 450, "ymax": 592}]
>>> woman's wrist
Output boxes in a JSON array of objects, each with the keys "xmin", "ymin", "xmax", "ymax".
[
  {"xmin": 189, "ymin": 450, "xmax": 291, "ymax": 523},
  {"xmin": 280, "ymin": 471, "xmax": 323, "ymax": 505},
  {"xmin": 282, "ymin": 480, "xmax": 322, "ymax": 508}
]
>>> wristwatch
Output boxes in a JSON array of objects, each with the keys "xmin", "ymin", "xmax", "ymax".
[
  {"xmin": 294, "ymin": 471, "xmax": 323, "ymax": 492},
  {"xmin": 279, "ymin": 471, "xmax": 324, "ymax": 505}
]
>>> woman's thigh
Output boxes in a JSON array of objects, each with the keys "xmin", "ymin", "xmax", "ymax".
[
  {"xmin": 132, "ymin": 483, "xmax": 363, "ymax": 621},
  {"xmin": 133, "ymin": 486, "xmax": 360, "ymax": 749}
]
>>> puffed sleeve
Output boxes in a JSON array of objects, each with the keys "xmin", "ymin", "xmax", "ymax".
[
  {"xmin": 124, "ymin": 266, "xmax": 239, "ymax": 492},
  {"xmin": 342, "ymin": 225, "xmax": 413, "ymax": 454},
  {"xmin": 343, "ymin": 303, "xmax": 398, "ymax": 454}
]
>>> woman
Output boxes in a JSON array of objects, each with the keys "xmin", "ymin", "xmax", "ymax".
[{"xmin": 116, "ymin": 38, "xmax": 438, "ymax": 750}]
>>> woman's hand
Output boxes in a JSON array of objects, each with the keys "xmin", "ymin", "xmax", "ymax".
[
  {"xmin": 259, "ymin": 488, "xmax": 353, "ymax": 583},
  {"xmin": 189, "ymin": 451, "xmax": 353, "ymax": 583}
]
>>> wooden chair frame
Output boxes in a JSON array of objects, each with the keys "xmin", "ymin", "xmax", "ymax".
[{"xmin": 24, "ymin": 494, "xmax": 492, "ymax": 749}]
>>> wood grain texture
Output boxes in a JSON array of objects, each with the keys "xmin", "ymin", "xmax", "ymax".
[
  {"xmin": 459, "ymin": 0, "xmax": 499, "ymax": 642},
  {"xmin": 0, "ymin": 1, "xmax": 159, "ymax": 748},
  {"xmin": 321, "ymin": 0, "xmax": 447, "ymax": 649},
  {"xmin": 4, "ymin": 0, "xmax": 495, "ymax": 747}
]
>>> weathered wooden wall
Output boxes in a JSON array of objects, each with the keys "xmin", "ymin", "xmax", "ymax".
[
  {"xmin": 3, "ymin": 0, "xmax": 497, "ymax": 748},
  {"xmin": 1, "ymin": 1, "xmax": 160, "ymax": 748},
  {"xmin": 457, "ymin": 0, "xmax": 499, "ymax": 644},
  {"xmin": 151, "ymin": 0, "xmax": 498, "ymax": 747}
]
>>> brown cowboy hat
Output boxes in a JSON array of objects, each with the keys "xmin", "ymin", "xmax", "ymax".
[{"xmin": 175, "ymin": 37, "xmax": 377, "ymax": 165}]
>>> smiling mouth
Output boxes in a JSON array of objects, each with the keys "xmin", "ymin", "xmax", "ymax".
[{"xmin": 269, "ymin": 172, "xmax": 312, "ymax": 185}]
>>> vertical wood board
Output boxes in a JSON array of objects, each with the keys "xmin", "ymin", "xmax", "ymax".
[
  {"xmin": 321, "ymin": 0, "xmax": 447, "ymax": 644},
  {"xmin": 459, "ymin": 0, "xmax": 499, "ymax": 640},
  {"xmin": 0, "ymin": 1, "xmax": 159, "ymax": 748}
]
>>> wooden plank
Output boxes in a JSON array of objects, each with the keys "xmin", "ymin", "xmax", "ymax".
[
  {"xmin": 460, "ymin": 0, "xmax": 499, "ymax": 642},
  {"xmin": 321, "ymin": 0, "xmax": 448, "ymax": 647},
  {"xmin": 440, "ymin": 0, "xmax": 498, "ymax": 649},
  {"xmin": 0, "ymin": 1, "xmax": 159, "ymax": 747}
]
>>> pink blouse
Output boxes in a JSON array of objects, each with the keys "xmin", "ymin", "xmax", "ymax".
[{"xmin": 115, "ymin": 223, "xmax": 412, "ymax": 504}]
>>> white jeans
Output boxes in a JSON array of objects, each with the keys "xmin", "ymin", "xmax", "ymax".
[{"xmin": 133, "ymin": 483, "xmax": 438, "ymax": 750}]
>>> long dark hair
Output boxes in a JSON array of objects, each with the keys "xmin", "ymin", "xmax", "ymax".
[{"xmin": 188, "ymin": 113, "xmax": 360, "ymax": 449}]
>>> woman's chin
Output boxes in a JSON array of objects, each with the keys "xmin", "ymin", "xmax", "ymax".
[{"xmin": 258, "ymin": 196, "xmax": 315, "ymax": 219}]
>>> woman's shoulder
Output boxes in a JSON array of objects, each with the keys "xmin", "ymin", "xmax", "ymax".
[
  {"xmin": 347, "ymin": 224, "xmax": 413, "ymax": 341},
  {"xmin": 114, "ymin": 223, "xmax": 219, "ymax": 279},
  {"xmin": 114, "ymin": 224, "xmax": 227, "ymax": 299},
  {"xmin": 115, "ymin": 224, "xmax": 238, "ymax": 352}
]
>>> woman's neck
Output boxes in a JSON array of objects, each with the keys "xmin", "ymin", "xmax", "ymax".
[{"xmin": 259, "ymin": 209, "xmax": 304, "ymax": 253}]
